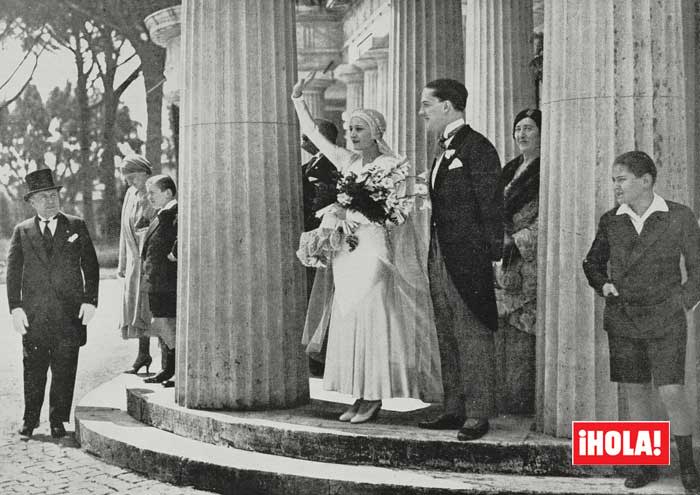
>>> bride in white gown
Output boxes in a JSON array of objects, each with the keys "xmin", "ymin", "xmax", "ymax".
[{"xmin": 292, "ymin": 76, "xmax": 442, "ymax": 423}]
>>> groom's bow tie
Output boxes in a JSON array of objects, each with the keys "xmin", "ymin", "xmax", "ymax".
[{"xmin": 437, "ymin": 125, "xmax": 464, "ymax": 151}]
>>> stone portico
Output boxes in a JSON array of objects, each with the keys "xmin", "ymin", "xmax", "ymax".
[{"xmin": 142, "ymin": 0, "xmax": 700, "ymax": 440}]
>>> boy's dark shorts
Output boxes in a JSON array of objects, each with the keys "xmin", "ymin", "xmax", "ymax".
[{"xmin": 608, "ymin": 329, "xmax": 687, "ymax": 386}]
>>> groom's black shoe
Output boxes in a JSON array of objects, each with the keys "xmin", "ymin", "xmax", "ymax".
[
  {"xmin": 457, "ymin": 418, "xmax": 489, "ymax": 441},
  {"xmin": 50, "ymin": 422, "xmax": 66, "ymax": 439},
  {"xmin": 418, "ymin": 413, "xmax": 465, "ymax": 430},
  {"xmin": 19, "ymin": 421, "xmax": 38, "ymax": 438}
]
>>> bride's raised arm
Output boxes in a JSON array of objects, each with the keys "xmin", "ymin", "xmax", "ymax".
[{"xmin": 291, "ymin": 76, "xmax": 355, "ymax": 171}]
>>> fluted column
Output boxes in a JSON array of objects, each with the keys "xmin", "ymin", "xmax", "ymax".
[
  {"xmin": 177, "ymin": 0, "xmax": 308, "ymax": 409},
  {"xmin": 335, "ymin": 63, "xmax": 365, "ymax": 147},
  {"xmin": 300, "ymin": 73, "xmax": 333, "ymax": 119},
  {"xmin": 356, "ymin": 57, "xmax": 378, "ymax": 110},
  {"xmin": 538, "ymin": 0, "xmax": 691, "ymax": 437},
  {"xmin": 372, "ymin": 49, "xmax": 389, "ymax": 119},
  {"xmin": 388, "ymin": 0, "xmax": 464, "ymax": 172},
  {"xmin": 463, "ymin": 0, "xmax": 536, "ymax": 162}
]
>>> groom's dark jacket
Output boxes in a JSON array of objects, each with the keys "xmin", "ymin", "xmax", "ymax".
[
  {"xmin": 6, "ymin": 212, "xmax": 99, "ymax": 347},
  {"xmin": 429, "ymin": 125, "xmax": 504, "ymax": 331},
  {"xmin": 583, "ymin": 200, "xmax": 700, "ymax": 339}
]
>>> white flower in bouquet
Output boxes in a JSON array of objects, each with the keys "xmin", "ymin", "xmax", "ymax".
[
  {"xmin": 337, "ymin": 192, "xmax": 352, "ymax": 206},
  {"xmin": 415, "ymin": 182, "xmax": 429, "ymax": 196}
]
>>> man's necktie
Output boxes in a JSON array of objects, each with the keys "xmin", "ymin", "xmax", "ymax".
[
  {"xmin": 437, "ymin": 125, "xmax": 465, "ymax": 151},
  {"xmin": 42, "ymin": 220, "xmax": 53, "ymax": 253}
]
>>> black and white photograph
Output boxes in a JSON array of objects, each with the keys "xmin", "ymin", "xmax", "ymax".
[{"xmin": 1, "ymin": 1, "xmax": 699, "ymax": 494}]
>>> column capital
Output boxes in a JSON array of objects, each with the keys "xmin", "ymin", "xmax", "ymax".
[
  {"xmin": 144, "ymin": 6, "xmax": 181, "ymax": 48},
  {"xmin": 334, "ymin": 63, "xmax": 365, "ymax": 84}
]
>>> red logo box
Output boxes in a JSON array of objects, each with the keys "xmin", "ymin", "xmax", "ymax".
[{"xmin": 572, "ymin": 421, "xmax": 670, "ymax": 465}]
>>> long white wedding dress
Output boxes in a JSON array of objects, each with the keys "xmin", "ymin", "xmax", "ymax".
[{"xmin": 293, "ymin": 97, "xmax": 442, "ymax": 402}]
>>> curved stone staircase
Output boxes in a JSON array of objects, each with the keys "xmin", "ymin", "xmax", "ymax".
[{"xmin": 74, "ymin": 375, "xmax": 686, "ymax": 494}]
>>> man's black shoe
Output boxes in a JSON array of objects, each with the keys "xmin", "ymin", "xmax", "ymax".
[
  {"xmin": 681, "ymin": 466, "xmax": 700, "ymax": 494},
  {"xmin": 624, "ymin": 466, "xmax": 659, "ymax": 489},
  {"xmin": 308, "ymin": 358, "xmax": 325, "ymax": 378},
  {"xmin": 457, "ymin": 418, "xmax": 489, "ymax": 441},
  {"xmin": 50, "ymin": 422, "xmax": 66, "ymax": 439},
  {"xmin": 418, "ymin": 413, "xmax": 465, "ymax": 430},
  {"xmin": 162, "ymin": 380, "xmax": 175, "ymax": 388},
  {"xmin": 19, "ymin": 422, "xmax": 37, "ymax": 438}
]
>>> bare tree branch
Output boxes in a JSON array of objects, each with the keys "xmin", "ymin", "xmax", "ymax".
[
  {"xmin": 114, "ymin": 65, "xmax": 141, "ymax": 99},
  {"xmin": 0, "ymin": 53, "xmax": 39, "ymax": 111},
  {"xmin": 0, "ymin": 40, "xmax": 36, "ymax": 93}
]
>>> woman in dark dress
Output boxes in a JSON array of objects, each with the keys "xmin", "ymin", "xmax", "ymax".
[{"xmin": 494, "ymin": 109, "xmax": 540, "ymax": 414}]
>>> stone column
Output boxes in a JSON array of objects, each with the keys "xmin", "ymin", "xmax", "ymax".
[
  {"xmin": 538, "ymin": 0, "xmax": 692, "ymax": 437},
  {"xmin": 387, "ymin": 0, "xmax": 464, "ymax": 172},
  {"xmin": 177, "ymin": 0, "xmax": 309, "ymax": 409},
  {"xmin": 334, "ymin": 63, "xmax": 365, "ymax": 147},
  {"xmin": 372, "ymin": 49, "xmax": 389, "ymax": 119},
  {"xmin": 463, "ymin": 0, "xmax": 536, "ymax": 163},
  {"xmin": 335, "ymin": 63, "xmax": 364, "ymax": 112},
  {"xmin": 356, "ymin": 57, "xmax": 378, "ymax": 110}
]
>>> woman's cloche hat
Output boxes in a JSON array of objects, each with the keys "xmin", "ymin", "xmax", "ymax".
[{"xmin": 23, "ymin": 169, "xmax": 62, "ymax": 201}]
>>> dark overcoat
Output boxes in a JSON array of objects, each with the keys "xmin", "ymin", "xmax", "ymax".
[
  {"xmin": 141, "ymin": 204, "xmax": 178, "ymax": 294},
  {"xmin": 6, "ymin": 212, "xmax": 99, "ymax": 346},
  {"xmin": 429, "ymin": 125, "xmax": 504, "ymax": 331},
  {"xmin": 583, "ymin": 200, "xmax": 700, "ymax": 339},
  {"xmin": 301, "ymin": 154, "xmax": 338, "ymax": 231}
]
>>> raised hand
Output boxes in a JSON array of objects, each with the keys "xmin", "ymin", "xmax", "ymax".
[{"xmin": 291, "ymin": 71, "xmax": 317, "ymax": 98}]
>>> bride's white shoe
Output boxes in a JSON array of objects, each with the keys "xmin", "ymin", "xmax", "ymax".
[
  {"xmin": 339, "ymin": 399, "xmax": 363, "ymax": 422},
  {"xmin": 350, "ymin": 400, "xmax": 382, "ymax": 424}
]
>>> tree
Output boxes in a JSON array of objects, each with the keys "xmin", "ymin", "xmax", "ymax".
[
  {"xmin": 60, "ymin": 0, "xmax": 180, "ymax": 169},
  {"xmin": 0, "ymin": 81, "xmax": 141, "ymax": 236},
  {"xmin": 0, "ymin": 1, "xmax": 145, "ymax": 239}
]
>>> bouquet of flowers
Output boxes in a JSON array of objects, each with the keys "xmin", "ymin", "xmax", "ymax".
[{"xmin": 296, "ymin": 158, "xmax": 429, "ymax": 267}]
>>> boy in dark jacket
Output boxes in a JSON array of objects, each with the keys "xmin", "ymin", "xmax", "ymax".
[
  {"xmin": 141, "ymin": 174, "xmax": 178, "ymax": 387},
  {"xmin": 583, "ymin": 151, "xmax": 700, "ymax": 492}
]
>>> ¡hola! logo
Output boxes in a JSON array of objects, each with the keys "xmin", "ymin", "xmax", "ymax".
[{"xmin": 572, "ymin": 421, "xmax": 670, "ymax": 465}]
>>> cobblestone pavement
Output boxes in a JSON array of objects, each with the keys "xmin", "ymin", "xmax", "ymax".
[{"xmin": 0, "ymin": 279, "xmax": 212, "ymax": 494}]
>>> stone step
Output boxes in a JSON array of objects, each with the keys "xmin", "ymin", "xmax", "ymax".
[
  {"xmin": 75, "ymin": 376, "xmax": 686, "ymax": 495},
  {"xmin": 126, "ymin": 379, "xmax": 606, "ymax": 477}
]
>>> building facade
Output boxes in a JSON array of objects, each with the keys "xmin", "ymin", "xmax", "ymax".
[{"xmin": 144, "ymin": 0, "xmax": 700, "ymax": 438}]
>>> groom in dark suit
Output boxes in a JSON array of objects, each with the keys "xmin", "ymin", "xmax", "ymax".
[
  {"xmin": 7, "ymin": 169, "xmax": 99, "ymax": 438},
  {"xmin": 583, "ymin": 151, "xmax": 700, "ymax": 492},
  {"xmin": 417, "ymin": 79, "xmax": 503, "ymax": 441}
]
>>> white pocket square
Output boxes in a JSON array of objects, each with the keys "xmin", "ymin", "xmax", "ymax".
[
  {"xmin": 448, "ymin": 158, "xmax": 463, "ymax": 170},
  {"xmin": 68, "ymin": 233, "xmax": 79, "ymax": 243}
]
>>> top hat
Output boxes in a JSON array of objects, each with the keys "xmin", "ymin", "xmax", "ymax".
[{"xmin": 24, "ymin": 169, "xmax": 62, "ymax": 201}]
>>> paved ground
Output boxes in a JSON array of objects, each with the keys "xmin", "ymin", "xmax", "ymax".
[{"xmin": 0, "ymin": 278, "xmax": 211, "ymax": 494}]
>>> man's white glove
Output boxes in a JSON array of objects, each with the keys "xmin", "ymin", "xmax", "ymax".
[
  {"xmin": 79, "ymin": 304, "xmax": 96, "ymax": 325},
  {"xmin": 11, "ymin": 308, "xmax": 28, "ymax": 335}
]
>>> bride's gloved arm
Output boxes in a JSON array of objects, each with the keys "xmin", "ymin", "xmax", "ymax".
[{"xmin": 291, "ymin": 78, "xmax": 354, "ymax": 171}]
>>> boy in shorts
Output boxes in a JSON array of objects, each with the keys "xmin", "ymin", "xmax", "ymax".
[{"xmin": 583, "ymin": 151, "xmax": 700, "ymax": 492}]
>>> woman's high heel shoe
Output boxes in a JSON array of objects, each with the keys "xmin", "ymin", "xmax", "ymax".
[
  {"xmin": 339, "ymin": 399, "xmax": 363, "ymax": 422},
  {"xmin": 350, "ymin": 400, "xmax": 381, "ymax": 424},
  {"xmin": 124, "ymin": 355, "xmax": 152, "ymax": 374}
]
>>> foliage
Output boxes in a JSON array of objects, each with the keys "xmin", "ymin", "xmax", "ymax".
[
  {"xmin": 0, "ymin": 0, "xmax": 177, "ymax": 240},
  {"xmin": 0, "ymin": 82, "xmax": 141, "ymax": 232}
]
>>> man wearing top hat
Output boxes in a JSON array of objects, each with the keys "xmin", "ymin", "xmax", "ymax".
[{"xmin": 6, "ymin": 169, "xmax": 99, "ymax": 438}]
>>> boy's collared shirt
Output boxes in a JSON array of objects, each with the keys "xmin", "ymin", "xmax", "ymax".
[
  {"xmin": 616, "ymin": 193, "xmax": 668, "ymax": 235},
  {"xmin": 158, "ymin": 199, "xmax": 178, "ymax": 215}
]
